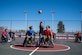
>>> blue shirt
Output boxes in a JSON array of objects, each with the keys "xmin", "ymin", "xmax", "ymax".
[{"xmin": 26, "ymin": 30, "xmax": 35, "ymax": 36}]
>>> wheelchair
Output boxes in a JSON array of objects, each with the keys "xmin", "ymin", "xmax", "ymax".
[
  {"xmin": 1, "ymin": 35, "xmax": 8, "ymax": 42},
  {"xmin": 23, "ymin": 36, "xmax": 35, "ymax": 47},
  {"xmin": 41, "ymin": 35, "xmax": 54, "ymax": 48}
]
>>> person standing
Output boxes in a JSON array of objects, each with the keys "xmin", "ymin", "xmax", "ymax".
[{"xmin": 39, "ymin": 21, "xmax": 44, "ymax": 46}]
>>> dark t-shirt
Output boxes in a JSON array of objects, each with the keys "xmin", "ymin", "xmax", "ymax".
[
  {"xmin": 9, "ymin": 32, "xmax": 15, "ymax": 37},
  {"xmin": 39, "ymin": 26, "xmax": 44, "ymax": 34}
]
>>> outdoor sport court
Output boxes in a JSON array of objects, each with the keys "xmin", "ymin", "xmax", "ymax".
[{"xmin": 0, "ymin": 37, "xmax": 82, "ymax": 55}]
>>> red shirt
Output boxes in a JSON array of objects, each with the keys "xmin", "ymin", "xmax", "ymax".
[
  {"xmin": 2, "ymin": 31, "xmax": 6, "ymax": 37},
  {"xmin": 43, "ymin": 30, "xmax": 51, "ymax": 36},
  {"xmin": 77, "ymin": 33, "xmax": 81, "ymax": 37}
]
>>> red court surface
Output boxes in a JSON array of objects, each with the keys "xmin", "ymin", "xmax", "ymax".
[{"xmin": 10, "ymin": 44, "xmax": 70, "ymax": 52}]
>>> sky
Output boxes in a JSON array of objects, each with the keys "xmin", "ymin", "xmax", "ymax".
[{"xmin": 0, "ymin": 0, "xmax": 82, "ymax": 32}]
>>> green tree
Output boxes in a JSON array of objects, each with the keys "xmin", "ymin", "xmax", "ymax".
[{"xmin": 57, "ymin": 21, "xmax": 65, "ymax": 33}]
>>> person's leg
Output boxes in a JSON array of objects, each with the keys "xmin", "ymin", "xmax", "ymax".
[
  {"xmin": 28, "ymin": 37, "xmax": 31, "ymax": 44},
  {"xmin": 5, "ymin": 38, "xmax": 7, "ymax": 42},
  {"xmin": 4, "ymin": 38, "xmax": 6, "ymax": 42},
  {"xmin": 12, "ymin": 36, "xmax": 15, "ymax": 41},
  {"xmin": 44, "ymin": 36, "xmax": 47, "ymax": 44},
  {"xmin": 39, "ymin": 34, "xmax": 42, "ymax": 45},
  {"xmin": 45, "ymin": 37, "xmax": 49, "ymax": 46},
  {"xmin": 33, "ymin": 36, "xmax": 35, "ymax": 42},
  {"xmin": 78, "ymin": 37, "xmax": 81, "ymax": 41},
  {"xmin": 32, "ymin": 36, "xmax": 34, "ymax": 45},
  {"xmin": 75, "ymin": 36, "xmax": 78, "ymax": 42},
  {"xmin": 42, "ymin": 37, "xmax": 44, "ymax": 43},
  {"xmin": 51, "ymin": 37, "xmax": 54, "ymax": 45},
  {"xmin": 5, "ymin": 36, "xmax": 8, "ymax": 42},
  {"xmin": 40, "ymin": 37, "xmax": 44, "ymax": 45},
  {"xmin": 29, "ymin": 37, "xmax": 32, "ymax": 46},
  {"xmin": 13, "ymin": 36, "xmax": 15, "ymax": 41},
  {"xmin": 23, "ymin": 37, "xmax": 27, "ymax": 47},
  {"xmin": 31, "ymin": 37, "xmax": 33, "ymax": 44},
  {"xmin": 80, "ymin": 37, "xmax": 81, "ymax": 41}
]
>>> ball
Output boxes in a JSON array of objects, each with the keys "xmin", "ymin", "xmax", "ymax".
[{"xmin": 38, "ymin": 10, "xmax": 42, "ymax": 14}]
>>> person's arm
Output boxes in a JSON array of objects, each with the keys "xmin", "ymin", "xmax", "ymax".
[{"xmin": 74, "ymin": 33, "xmax": 77, "ymax": 37}]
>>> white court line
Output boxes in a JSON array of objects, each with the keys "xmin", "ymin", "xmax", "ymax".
[{"xmin": 29, "ymin": 47, "xmax": 39, "ymax": 55}]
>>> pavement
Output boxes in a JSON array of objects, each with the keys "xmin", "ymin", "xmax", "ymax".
[{"xmin": 0, "ymin": 37, "xmax": 82, "ymax": 55}]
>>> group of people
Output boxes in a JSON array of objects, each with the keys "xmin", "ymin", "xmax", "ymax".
[
  {"xmin": 23, "ymin": 22, "xmax": 55, "ymax": 47},
  {"xmin": 0, "ymin": 21, "xmax": 81, "ymax": 48},
  {"xmin": 1, "ymin": 29, "xmax": 15, "ymax": 43}
]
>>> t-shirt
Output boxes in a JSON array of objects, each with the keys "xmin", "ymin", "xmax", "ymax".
[
  {"xmin": 9, "ymin": 32, "xmax": 15, "ymax": 37},
  {"xmin": 26, "ymin": 30, "xmax": 35, "ymax": 36},
  {"xmin": 77, "ymin": 33, "xmax": 81, "ymax": 37},
  {"xmin": 2, "ymin": 31, "xmax": 6, "ymax": 37},
  {"xmin": 39, "ymin": 26, "xmax": 44, "ymax": 34},
  {"xmin": 43, "ymin": 30, "xmax": 51, "ymax": 36}
]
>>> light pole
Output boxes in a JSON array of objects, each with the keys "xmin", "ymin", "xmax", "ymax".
[
  {"xmin": 51, "ymin": 10, "xmax": 55, "ymax": 31},
  {"xmin": 80, "ymin": 10, "xmax": 82, "ymax": 34},
  {"xmin": 24, "ymin": 10, "xmax": 28, "ymax": 31},
  {"xmin": 11, "ymin": 19, "xmax": 12, "ymax": 30}
]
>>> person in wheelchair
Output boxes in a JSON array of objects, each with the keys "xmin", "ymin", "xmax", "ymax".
[
  {"xmin": 43, "ymin": 25, "xmax": 54, "ymax": 47},
  {"xmin": 74, "ymin": 32, "xmax": 81, "ymax": 42},
  {"xmin": 1, "ymin": 29, "xmax": 8, "ymax": 42},
  {"xmin": 23, "ymin": 26, "xmax": 35, "ymax": 47}
]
